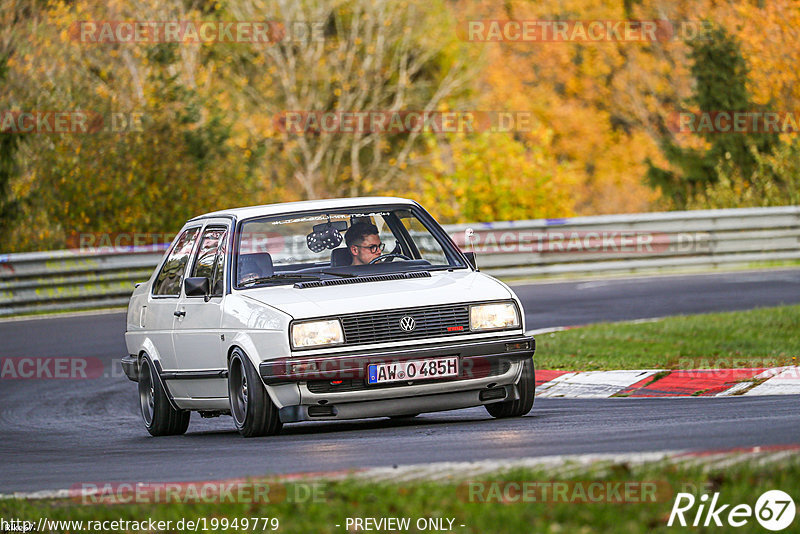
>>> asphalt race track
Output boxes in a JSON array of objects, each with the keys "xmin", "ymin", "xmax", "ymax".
[
  {"xmin": 1, "ymin": 268, "xmax": 799, "ymax": 493},
  {"xmin": 515, "ymin": 268, "xmax": 800, "ymax": 328}
]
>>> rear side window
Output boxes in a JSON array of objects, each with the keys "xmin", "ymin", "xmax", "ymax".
[{"xmin": 152, "ymin": 228, "xmax": 200, "ymax": 296}]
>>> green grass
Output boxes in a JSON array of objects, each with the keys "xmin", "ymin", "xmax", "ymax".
[
  {"xmin": 535, "ymin": 304, "xmax": 800, "ymax": 371},
  {"xmin": 3, "ymin": 456, "xmax": 799, "ymax": 533}
]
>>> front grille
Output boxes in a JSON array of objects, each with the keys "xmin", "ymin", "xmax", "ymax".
[
  {"xmin": 340, "ymin": 304, "xmax": 471, "ymax": 346},
  {"xmin": 306, "ymin": 358, "xmax": 512, "ymax": 394}
]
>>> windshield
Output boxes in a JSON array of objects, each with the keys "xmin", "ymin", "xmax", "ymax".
[{"xmin": 235, "ymin": 205, "xmax": 465, "ymax": 287}]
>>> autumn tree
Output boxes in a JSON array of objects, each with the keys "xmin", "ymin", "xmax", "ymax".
[
  {"xmin": 228, "ymin": 0, "xmax": 475, "ymax": 200},
  {"xmin": 0, "ymin": 1, "xmax": 24, "ymax": 235},
  {"xmin": 0, "ymin": 56, "xmax": 21, "ymax": 235},
  {"xmin": 646, "ymin": 25, "xmax": 777, "ymax": 208},
  {"xmin": 2, "ymin": 0, "xmax": 259, "ymax": 249},
  {"xmin": 688, "ymin": 140, "xmax": 800, "ymax": 209}
]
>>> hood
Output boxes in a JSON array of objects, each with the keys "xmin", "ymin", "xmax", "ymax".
[{"xmin": 238, "ymin": 270, "xmax": 512, "ymax": 319}]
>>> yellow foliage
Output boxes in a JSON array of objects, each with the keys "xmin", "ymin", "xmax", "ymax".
[{"xmin": 3, "ymin": 0, "xmax": 799, "ymax": 252}]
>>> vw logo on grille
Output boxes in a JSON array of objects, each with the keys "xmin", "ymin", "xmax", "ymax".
[{"xmin": 399, "ymin": 316, "xmax": 416, "ymax": 332}]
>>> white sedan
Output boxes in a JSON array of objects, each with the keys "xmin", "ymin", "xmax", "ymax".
[{"xmin": 122, "ymin": 197, "xmax": 535, "ymax": 437}]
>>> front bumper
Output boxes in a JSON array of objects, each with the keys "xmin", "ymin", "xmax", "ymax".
[{"xmin": 259, "ymin": 334, "xmax": 535, "ymax": 422}]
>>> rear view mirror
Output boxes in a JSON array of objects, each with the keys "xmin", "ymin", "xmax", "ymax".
[
  {"xmin": 313, "ymin": 220, "xmax": 348, "ymax": 233},
  {"xmin": 184, "ymin": 277, "xmax": 210, "ymax": 297}
]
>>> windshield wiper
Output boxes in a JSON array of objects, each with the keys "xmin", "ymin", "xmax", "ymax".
[
  {"xmin": 241, "ymin": 271, "xmax": 355, "ymax": 286},
  {"xmin": 316, "ymin": 270, "xmax": 357, "ymax": 278},
  {"xmin": 241, "ymin": 273, "xmax": 324, "ymax": 286}
]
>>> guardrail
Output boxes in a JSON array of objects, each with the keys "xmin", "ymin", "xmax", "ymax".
[
  {"xmin": 447, "ymin": 206, "xmax": 800, "ymax": 278},
  {"xmin": 1, "ymin": 206, "xmax": 798, "ymax": 316}
]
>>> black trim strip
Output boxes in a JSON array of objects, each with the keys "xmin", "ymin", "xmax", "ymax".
[{"xmin": 160, "ymin": 369, "xmax": 229, "ymax": 380}]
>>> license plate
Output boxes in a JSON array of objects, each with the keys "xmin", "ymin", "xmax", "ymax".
[{"xmin": 367, "ymin": 357, "xmax": 459, "ymax": 385}]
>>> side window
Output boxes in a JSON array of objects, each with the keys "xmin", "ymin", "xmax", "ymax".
[
  {"xmin": 191, "ymin": 227, "xmax": 228, "ymax": 297},
  {"xmin": 399, "ymin": 212, "xmax": 448, "ymax": 265},
  {"xmin": 373, "ymin": 215, "xmax": 398, "ymax": 255},
  {"xmin": 153, "ymin": 228, "xmax": 200, "ymax": 296}
]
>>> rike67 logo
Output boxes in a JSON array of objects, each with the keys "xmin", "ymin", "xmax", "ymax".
[{"xmin": 668, "ymin": 490, "xmax": 796, "ymax": 531}]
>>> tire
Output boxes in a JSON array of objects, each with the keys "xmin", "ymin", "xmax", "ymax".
[
  {"xmin": 228, "ymin": 348, "xmax": 282, "ymax": 437},
  {"xmin": 138, "ymin": 356, "xmax": 190, "ymax": 436},
  {"xmin": 485, "ymin": 358, "xmax": 535, "ymax": 418}
]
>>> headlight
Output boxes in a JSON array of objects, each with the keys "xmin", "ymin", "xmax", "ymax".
[
  {"xmin": 291, "ymin": 319, "xmax": 344, "ymax": 348},
  {"xmin": 470, "ymin": 302, "xmax": 519, "ymax": 331}
]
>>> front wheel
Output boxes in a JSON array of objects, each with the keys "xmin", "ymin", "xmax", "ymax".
[
  {"xmin": 485, "ymin": 358, "xmax": 535, "ymax": 418},
  {"xmin": 228, "ymin": 349, "xmax": 282, "ymax": 438},
  {"xmin": 138, "ymin": 356, "xmax": 190, "ymax": 436}
]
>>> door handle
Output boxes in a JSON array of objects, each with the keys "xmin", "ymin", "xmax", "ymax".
[{"xmin": 173, "ymin": 310, "xmax": 186, "ymax": 317}]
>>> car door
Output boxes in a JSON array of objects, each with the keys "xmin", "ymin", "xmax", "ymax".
[
  {"xmin": 172, "ymin": 220, "xmax": 231, "ymax": 399},
  {"xmin": 146, "ymin": 225, "xmax": 202, "ymax": 378}
]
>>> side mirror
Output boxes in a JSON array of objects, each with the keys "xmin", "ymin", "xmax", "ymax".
[{"xmin": 184, "ymin": 277, "xmax": 210, "ymax": 298}]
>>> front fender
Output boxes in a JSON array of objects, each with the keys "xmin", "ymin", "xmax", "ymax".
[{"xmin": 226, "ymin": 331, "xmax": 299, "ymax": 409}]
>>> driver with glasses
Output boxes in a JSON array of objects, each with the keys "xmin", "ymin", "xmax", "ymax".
[{"xmin": 345, "ymin": 222, "xmax": 386, "ymax": 265}]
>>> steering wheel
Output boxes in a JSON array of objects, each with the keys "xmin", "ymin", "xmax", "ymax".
[{"xmin": 369, "ymin": 253, "xmax": 412, "ymax": 265}]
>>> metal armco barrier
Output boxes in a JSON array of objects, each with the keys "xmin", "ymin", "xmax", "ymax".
[
  {"xmin": 1, "ymin": 206, "xmax": 798, "ymax": 316},
  {"xmin": 447, "ymin": 206, "xmax": 800, "ymax": 278}
]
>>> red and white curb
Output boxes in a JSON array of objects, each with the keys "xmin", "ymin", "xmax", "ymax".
[{"xmin": 534, "ymin": 366, "xmax": 800, "ymax": 398}]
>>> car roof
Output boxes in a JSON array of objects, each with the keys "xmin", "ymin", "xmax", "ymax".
[{"xmin": 188, "ymin": 196, "xmax": 419, "ymax": 222}]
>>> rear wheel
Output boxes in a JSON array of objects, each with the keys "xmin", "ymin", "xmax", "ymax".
[
  {"xmin": 485, "ymin": 358, "xmax": 535, "ymax": 418},
  {"xmin": 138, "ymin": 356, "xmax": 190, "ymax": 436},
  {"xmin": 228, "ymin": 349, "xmax": 282, "ymax": 437}
]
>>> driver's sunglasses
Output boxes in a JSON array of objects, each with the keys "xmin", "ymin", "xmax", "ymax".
[{"xmin": 355, "ymin": 242, "xmax": 385, "ymax": 254}]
